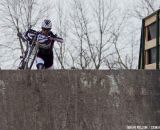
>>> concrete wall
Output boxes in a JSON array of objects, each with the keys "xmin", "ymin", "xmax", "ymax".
[{"xmin": 0, "ymin": 70, "xmax": 160, "ymax": 130}]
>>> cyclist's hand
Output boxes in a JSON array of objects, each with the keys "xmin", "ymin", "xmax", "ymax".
[{"xmin": 17, "ymin": 32, "xmax": 22, "ymax": 38}]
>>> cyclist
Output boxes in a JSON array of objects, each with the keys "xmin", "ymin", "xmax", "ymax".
[{"xmin": 20, "ymin": 19, "xmax": 63, "ymax": 69}]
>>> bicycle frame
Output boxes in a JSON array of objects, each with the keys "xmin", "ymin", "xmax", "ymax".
[{"xmin": 18, "ymin": 41, "xmax": 38, "ymax": 70}]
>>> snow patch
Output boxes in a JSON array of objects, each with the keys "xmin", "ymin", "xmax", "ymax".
[
  {"xmin": 107, "ymin": 75, "xmax": 120, "ymax": 95},
  {"xmin": 0, "ymin": 80, "xmax": 6, "ymax": 95},
  {"xmin": 100, "ymin": 79, "xmax": 106, "ymax": 87},
  {"xmin": 80, "ymin": 77, "xmax": 92, "ymax": 88}
]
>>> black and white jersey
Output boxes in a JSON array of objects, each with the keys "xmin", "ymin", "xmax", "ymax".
[
  {"xmin": 23, "ymin": 29, "xmax": 63, "ymax": 55},
  {"xmin": 37, "ymin": 33, "xmax": 54, "ymax": 49}
]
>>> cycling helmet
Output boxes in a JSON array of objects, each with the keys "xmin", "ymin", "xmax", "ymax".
[{"xmin": 41, "ymin": 19, "xmax": 52, "ymax": 29}]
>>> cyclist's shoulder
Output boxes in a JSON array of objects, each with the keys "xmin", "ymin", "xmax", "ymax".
[
  {"xmin": 27, "ymin": 29, "xmax": 37, "ymax": 33},
  {"xmin": 49, "ymin": 31, "xmax": 57, "ymax": 37},
  {"xmin": 36, "ymin": 31, "xmax": 56, "ymax": 38}
]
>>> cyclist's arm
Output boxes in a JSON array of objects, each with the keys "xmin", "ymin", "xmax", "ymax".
[
  {"xmin": 52, "ymin": 37, "xmax": 63, "ymax": 43},
  {"xmin": 50, "ymin": 32, "xmax": 63, "ymax": 43},
  {"xmin": 17, "ymin": 32, "xmax": 26, "ymax": 42}
]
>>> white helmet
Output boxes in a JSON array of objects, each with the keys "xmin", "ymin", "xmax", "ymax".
[{"xmin": 41, "ymin": 19, "xmax": 52, "ymax": 29}]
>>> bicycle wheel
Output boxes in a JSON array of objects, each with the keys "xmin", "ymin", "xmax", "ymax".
[
  {"xmin": 18, "ymin": 50, "xmax": 28, "ymax": 70},
  {"xmin": 28, "ymin": 45, "xmax": 38, "ymax": 69},
  {"xmin": 25, "ymin": 44, "xmax": 38, "ymax": 69}
]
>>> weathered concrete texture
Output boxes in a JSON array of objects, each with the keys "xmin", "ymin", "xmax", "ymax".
[{"xmin": 0, "ymin": 70, "xmax": 160, "ymax": 130}]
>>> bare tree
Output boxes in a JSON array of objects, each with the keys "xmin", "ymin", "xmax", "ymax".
[
  {"xmin": 131, "ymin": 0, "xmax": 159, "ymax": 20},
  {"xmin": 53, "ymin": 0, "xmax": 69, "ymax": 69},
  {"xmin": 70, "ymin": 0, "xmax": 92, "ymax": 69},
  {"xmin": 90, "ymin": 0, "xmax": 119, "ymax": 69},
  {"xmin": 69, "ymin": 0, "xmax": 128, "ymax": 70},
  {"xmin": 107, "ymin": 33, "xmax": 139, "ymax": 69},
  {"xmin": 0, "ymin": 0, "xmax": 51, "ymax": 68}
]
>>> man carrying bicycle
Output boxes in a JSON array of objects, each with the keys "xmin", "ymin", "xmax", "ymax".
[{"xmin": 20, "ymin": 19, "xmax": 63, "ymax": 69}]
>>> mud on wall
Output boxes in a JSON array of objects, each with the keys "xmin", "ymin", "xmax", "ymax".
[{"xmin": 0, "ymin": 70, "xmax": 160, "ymax": 130}]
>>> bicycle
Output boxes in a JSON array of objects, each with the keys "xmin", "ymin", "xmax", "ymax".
[{"xmin": 18, "ymin": 35, "xmax": 38, "ymax": 70}]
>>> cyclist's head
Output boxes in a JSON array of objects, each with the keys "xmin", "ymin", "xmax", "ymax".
[
  {"xmin": 41, "ymin": 19, "xmax": 52, "ymax": 31},
  {"xmin": 41, "ymin": 19, "xmax": 52, "ymax": 35}
]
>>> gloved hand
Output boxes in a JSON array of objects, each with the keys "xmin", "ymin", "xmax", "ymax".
[
  {"xmin": 17, "ymin": 32, "xmax": 22, "ymax": 38},
  {"xmin": 17, "ymin": 32, "xmax": 26, "ymax": 42}
]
